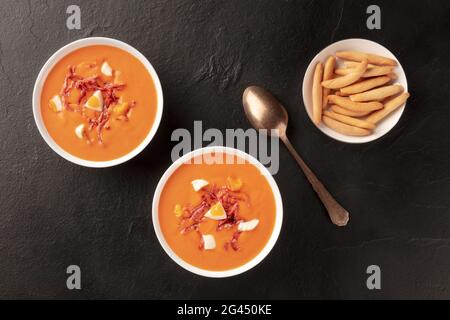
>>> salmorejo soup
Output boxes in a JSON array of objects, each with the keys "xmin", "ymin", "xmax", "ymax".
[
  {"xmin": 39, "ymin": 42, "xmax": 159, "ymax": 162},
  {"xmin": 154, "ymin": 148, "xmax": 282, "ymax": 276}
]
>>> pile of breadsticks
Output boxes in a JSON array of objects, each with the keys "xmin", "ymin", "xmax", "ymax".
[{"xmin": 312, "ymin": 51, "xmax": 410, "ymax": 136}]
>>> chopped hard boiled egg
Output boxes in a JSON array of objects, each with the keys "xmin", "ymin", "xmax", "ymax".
[
  {"xmin": 49, "ymin": 95, "xmax": 63, "ymax": 112},
  {"xmin": 84, "ymin": 90, "xmax": 103, "ymax": 111},
  {"xmin": 191, "ymin": 179, "xmax": 209, "ymax": 192},
  {"xmin": 75, "ymin": 124, "xmax": 85, "ymax": 139},
  {"xmin": 238, "ymin": 219, "xmax": 259, "ymax": 232},
  {"xmin": 112, "ymin": 102, "xmax": 130, "ymax": 116},
  {"xmin": 204, "ymin": 202, "xmax": 227, "ymax": 220},
  {"xmin": 174, "ymin": 204, "xmax": 183, "ymax": 217},
  {"xmin": 202, "ymin": 234, "xmax": 216, "ymax": 250},
  {"xmin": 101, "ymin": 61, "xmax": 113, "ymax": 77},
  {"xmin": 227, "ymin": 176, "xmax": 243, "ymax": 191}
]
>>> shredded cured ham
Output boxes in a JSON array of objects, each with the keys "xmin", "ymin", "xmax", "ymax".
[
  {"xmin": 223, "ymin": 232, "xmax": 242, "ymax": 251},
  {"xmin": 198, "ymin": 231, "xmax": 205, "ymax": 250},
  {"xmin": 59, "ymin": 65, "xmax": 132, "ymax": 144},
  {"xmin": 180, "ymin": 221, "xmax": 200, "ymax": 235},
  {"xmin": 230, "ymin": 231, "xmax": 241, "ymax": 251},
  {"xmin": 178, "ymin": 184, "xmax": 249, "ymax": 251}
]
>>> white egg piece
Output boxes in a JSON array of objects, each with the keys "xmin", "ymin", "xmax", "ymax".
[
  {"xmin": 75, "ymin": 124, "xmax": 85, "ymax": 139},
  {"xmin": 101, "ymin": 61, "xmax": 113, "ymax": 77},
  {"xmin": 191, "ymin": 179, "xmax": 209, "ymax": 192},
  {"xmin": 202, "ymin": 234, "xmax": 216, "ymax": 250},
  {"xmin": 238, "ymin": 219, "xmax": 260, "ymax": 232},
  {"xmin": 204, "ymin": 202, "xmax": 227, "ymax": 220},
  {"xmin": 84, "ymin": 90, "xmax": 103, "ymax": 111},
  {"xmin": 49, "ymin": 95, "xmax": 63, "ymax": 112}
]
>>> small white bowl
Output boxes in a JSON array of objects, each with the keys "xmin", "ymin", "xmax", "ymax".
[
  {"xmin": 302, "ymin": 38, "xmax": 408, "ymax": 144},
  {"xmin": 152, "ymin": 146, "xmax": 283, "ymax": 278},
  {"xmin": 32, "ymin": 37, "xmax": 164, "ymax": 167}
]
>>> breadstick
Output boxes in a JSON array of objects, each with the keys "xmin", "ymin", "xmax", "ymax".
[
  {"xmin": 350, "ymin": 85, "xmax": 404, "ymax": 102},
  {"xmin": 366, "ymin": 92, "xmax": 410, "ymax": 124},
  {"xmin": 361, "ymin": 66, "xmax": 394, "ymax": 78},
  {"xmin": 336, "ymin": 51, "xmax": 397, "ymax": 66},
  {"xmin": 334, "ymin": 68, "xmax": 353, "ymax": 76},
  {"xmin": 335, "ymin": 66, "xmax": 394, "ymax": 78},
  {"xmin": 324, "ymin": 110, "xmax": 375, "ymax": 130},
  {"xmin": 340, "ymin": 76, "xmax": 391, "ymax": 95},
  {"xmin": 323, "ymin": 115, "xmax": 372, "ymax": 136},
  {"xmin": 322, "ymin": 60, "xmax": 367, "ymax": 89},
  {"xmin": 322, "ymin": 56, "xmax": 335, "ymax": 108},
  {"xmin": 328, "ymin": 95, "xmax": 383, "ymax": 112},
  {"xmin": 344, "ymin": 61, "xmax": 377, "ymax": 68},
  {"xmin": 312, "ymin": 62, "xmax": 323, "ymax": 125},
  {"xmin": 330, "ymin": 105, "xmax": 370, "ymax": 117},
  {"xmin": 387, "ymin": 72, "xmax": 398, "ymax": 80}
]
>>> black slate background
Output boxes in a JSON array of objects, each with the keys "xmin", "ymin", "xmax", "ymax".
[{"xmin": 0, "ymin": 0, "xmax": 449, "ymax": 299}]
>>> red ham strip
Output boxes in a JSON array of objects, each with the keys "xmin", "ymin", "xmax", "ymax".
[
  {"xmin": 59, "ymin": 65, "xmax": 127, "ymax": 144},
  {"xmin": 178, "ymin": 184, "xmax": 249, "ymax": 250}
]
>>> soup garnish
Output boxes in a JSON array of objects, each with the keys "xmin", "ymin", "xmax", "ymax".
[
  {"xmin": 51, "ymin": 62, "xmax": 135, "ymax": 144},
  {"xmin": 175, "ymin": 177, "xmax": 260, "ymax": 251}
]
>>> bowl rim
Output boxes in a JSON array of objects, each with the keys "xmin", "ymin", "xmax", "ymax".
[
  {"xmin": 302, "ymin": 38, "xmax": 408, "ymax": 144},
  {"xmin": 32, "ymin": 36, "xmax": 164, "ymax": 168},
  {"xmin": 152, "ymin": 146, "xmax": 283, "ymax": 278}
]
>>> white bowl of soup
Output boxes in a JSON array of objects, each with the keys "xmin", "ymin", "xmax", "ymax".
[
  {"xmin": 33, "ymin": 37, "xmax": 163, "ymax": 167},
  {"xmin": 152, "ymin": 146, "xmax": 283, "ymax": 278}
]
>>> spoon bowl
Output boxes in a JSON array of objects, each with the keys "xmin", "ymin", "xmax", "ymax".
[{"xmin": 243, "ymin": 86, "xmax": 287, "ymax": 136}]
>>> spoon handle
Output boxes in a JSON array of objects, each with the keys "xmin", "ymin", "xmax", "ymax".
[{"xmin": 280, "ymin": 135, "xmax": 349, "ymax": 226}]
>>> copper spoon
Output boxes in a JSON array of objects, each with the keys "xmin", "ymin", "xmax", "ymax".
[{"xmin": 242, "ymin": 86, "xmax": 349, "ymax": 226}]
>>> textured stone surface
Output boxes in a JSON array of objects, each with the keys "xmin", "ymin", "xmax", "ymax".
[{"xmin": 0, "ymin": 0, "xmax": 449, "ymax": 299}]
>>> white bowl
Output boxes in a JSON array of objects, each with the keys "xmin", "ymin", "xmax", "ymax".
[
  {"xmin": 302, "ymin": 38, "xmax": 408, "ymax": 144},
  {"xmin": 32, "ymin": 37, "xmax": 163, "ymax": 167},
  {"xmin": 152, "ymin": 146, "xmax": 283, "ymax": 278}
]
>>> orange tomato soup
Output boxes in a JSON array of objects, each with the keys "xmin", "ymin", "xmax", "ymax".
[
  {"xmin": 158, "ymin": 153, "xmax": 276, "ymax": 271},
  {"xmin": 41, "ymin": 45, "xmax": 158, "ymax": 161}
]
